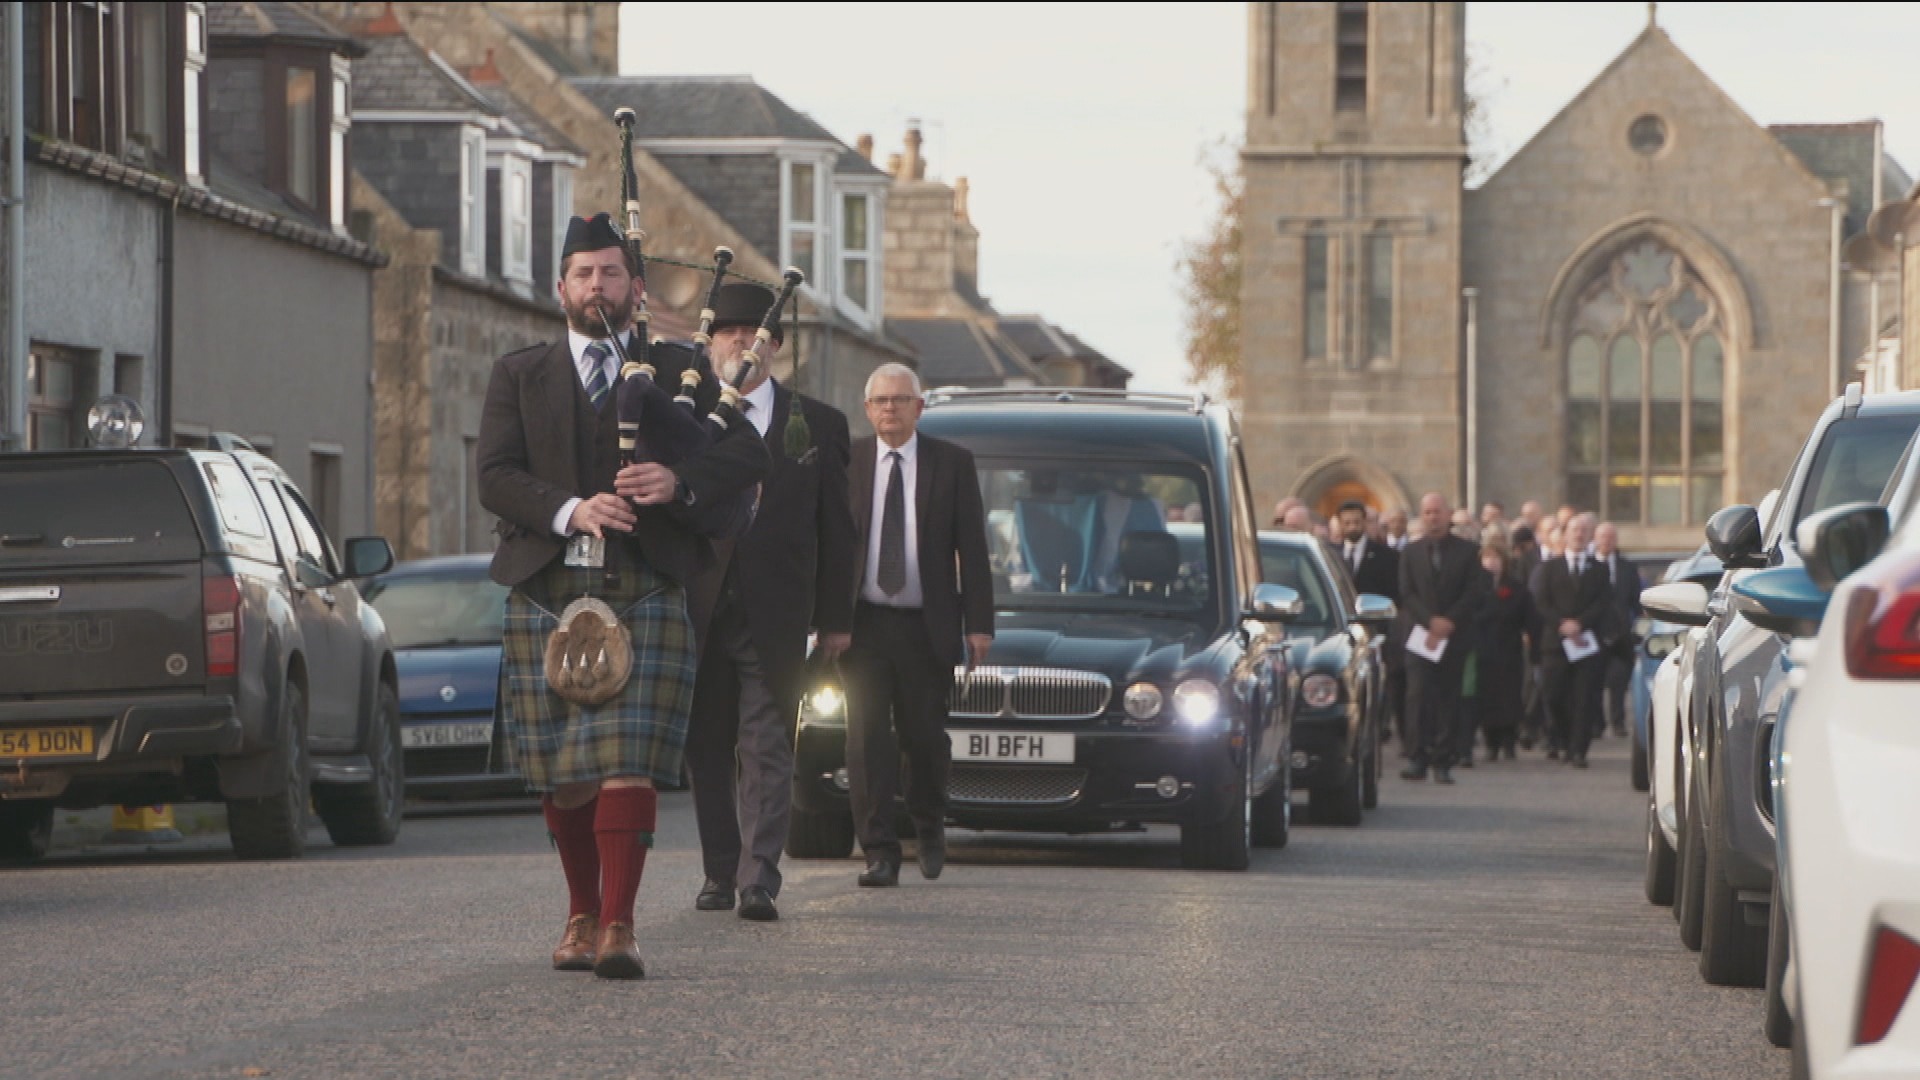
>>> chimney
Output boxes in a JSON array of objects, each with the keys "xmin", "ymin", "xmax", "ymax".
[
  {"xmin": 467, "ymin": 48, "xmax": 503, "ymax": 84},
  {"xmin": 856, "ymin": 134, "xmax": 874, "ymax": 161},
  {"xmin": 954, "ymin": 177, "xmax": 970, "ymax": 223},
  {"xmin": 886, "ymin": 153, "xmax": 903, "ymax": 179},
  {"xmin": 902, "ymin": 123, "xmax": 925, "ymax": 182},
  {"xmin": 360, "ymin": 1, "xmax": 405, "ymax": 36}
]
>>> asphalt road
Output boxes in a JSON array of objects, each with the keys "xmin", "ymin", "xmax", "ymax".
[{"xmin": 3, "ymin": 738, "xmax": 1783, "ymax": 1080}]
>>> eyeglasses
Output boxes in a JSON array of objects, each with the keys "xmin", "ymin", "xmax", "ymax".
[{"xmin": 866, "ymin": 395, "xmax": 918, "ymax": 408}]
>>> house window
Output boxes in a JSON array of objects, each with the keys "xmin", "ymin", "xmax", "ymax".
[
  {"xmin": 841, "ymin": 192, "xmax": 872, "ymax": 312},
  {"xmin": 1564, "ymin": 239, "xmax": 1725, "ymax": 524},
  {"xmin": 185, "ymin": 3, "xmax": 205, "ymax": 182},
  {"xmin": 27, "ymin": 346, "xmax": 78, "ymax": 451},
  {"xmin": 503, "ymin": 156, "xmax": 533, "ymax": 286},
  {"xmin": 113, "ymin": 353, "xmax": 144, "ymax": 397},
  {"xmin": 549, "ymin": 166, "xmax": 574, "ymax": 284},
  {"xmin": 1365, "ymin": 233, "xmax": 1393, "ymax": 362},
  {"xmin": 1335, "ymin": 1, "xmax": 1369, "ymax": 113},
  {"xmin": 286, "ymin": 67, "xmax": 318, "ymax": 207},
  {"xmin": 784, "ymin": 159, "xmax": 824, "ymax": 285},
  {"xmin": 125, "ymin": 2, "xmax": 168, "ymax": 164},
  {"xmin": 309, "ymin": 448, "xmax": 343, "ymax": 542},
  {"xmin": 329, "ymin": 62, "xmax": 351, "ymax": 230},
  {"xmin": 1304, "ymin": 234, "xmax": 1329, "ymax": 361},
  {"xmin": 460, "ymin": 127, "xmax": 487, "ymax": 277}
]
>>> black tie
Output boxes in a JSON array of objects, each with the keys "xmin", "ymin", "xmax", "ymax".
[{"xmin": 877, "ymin": 451, "xmax": 907, "ymax": 597}]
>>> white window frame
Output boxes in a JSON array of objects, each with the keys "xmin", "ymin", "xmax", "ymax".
[
  {"xmin": 500, "ymin": 154, "xmax": 533, "ymax": 287},
  {"xmin": 779, "ymin": 153, "xmax": 833, "ymax": 301},
  {"xmin": 328, "ymin": 56, "xmax": 351, "ymax": 233},
  {"xmin": 548, "ymin": 164, "xmax": 574, "ymax": 286},
  {"xmin": 835, "ymin": 186, "xmax": 884, "ymax": 327},
  {"xmin": 184, "ymin": 2, "xmax": 207, "ymax": 186},
  {"xmin": 459, "ymin": 125, "xmax": 486, "ymax": 278}
]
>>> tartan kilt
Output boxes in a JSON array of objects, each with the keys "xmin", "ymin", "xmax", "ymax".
[{"xmin": 501, "ymin": 552, "xmax": 696, "ymax": 790}]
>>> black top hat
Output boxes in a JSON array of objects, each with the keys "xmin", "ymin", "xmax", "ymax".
[{"xmin": 709, "ymin": 282, "xmax": 783, "ymax": 343}]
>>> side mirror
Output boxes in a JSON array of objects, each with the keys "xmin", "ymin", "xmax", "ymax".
[
  {"xmin": 1797, "ymin": 501, "xmax": 1890, "ymax": 591},
  {"xmin": 343, "ymin": 536, "xmax": 396, "ymax": 579},
  {"xmin": 1641, "ymin": 582, "xmax": 1712, "ymax": 627},
  {"xmin": 1705, "ymin": 504, "xmax": 1768, "ymax": 569},
  {"xmin": 1250, "ymin": 583, "xmax": 1303, "ymax": 621},
  {"xmin": 1353, "ymin": 593, "xmax": 1398, "ymax": 625},
  {"xmin": 1730, "ymin": 565, "xmax": 1830, "ymax": 637}
]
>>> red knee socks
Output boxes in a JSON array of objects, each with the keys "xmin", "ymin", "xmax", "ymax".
[
  {"xmin": 595, "ymin": 786, "xmax": 657, "ymax": 927},
  {"xmin": 542, "ymin": 795, "xmax": 601, "ymax": 919}
]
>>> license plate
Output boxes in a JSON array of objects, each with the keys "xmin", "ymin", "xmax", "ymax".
[
  {"xmin": 0, "ymin": 726, "xmax": 95, "ymax": 759},
  {"xmin": 950, "ymin": 730, "xmax": 1074, "ymax": 764},
  {"xmin": 401, "ymin": 721, "xmax": 493, "ymax": 749}
]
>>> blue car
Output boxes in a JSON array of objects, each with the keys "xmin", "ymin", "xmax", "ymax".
[{"xmin": 362, "ymin": 555, "xmax": 526, "ymax": 800}]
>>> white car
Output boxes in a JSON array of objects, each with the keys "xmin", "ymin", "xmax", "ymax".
[{"xmin": 1772, "ymin": 444, "xmax": 1920, "ymax": 1078}]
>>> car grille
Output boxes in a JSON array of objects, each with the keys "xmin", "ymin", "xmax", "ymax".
[
  {"xmin": 404, "ymin": 746, "xmax": 494, "ymax": 778},
  {"xmin": 948, "ymin": 667, "xmax": 1111, "ymax": 720},
  {"xmin": 949, "ymin": 765, "xmax": 1087, "ymax": 807}
]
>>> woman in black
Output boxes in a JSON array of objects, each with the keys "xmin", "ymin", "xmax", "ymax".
[{"xmin": 1473, "ymin": 543, "xmax": 1538, "ymax": 761}]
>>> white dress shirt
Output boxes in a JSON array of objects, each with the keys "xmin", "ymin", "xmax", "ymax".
[
  {"xmin": 1343, "ymin": 536, "xmax": 1368, "ymax": 573},
  {"xmin": 551, "ymin": 329, "xmax": 632, "ymax": 537},
  {"xmin": 742, "ymin": 377, "xmax": 776, "ymax": 439},
  {"xmin": 863, "ymin": 434, "xmax": 923, "ymax": 608}
]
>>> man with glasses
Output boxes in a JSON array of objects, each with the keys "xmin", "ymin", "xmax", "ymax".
[{"xmin": 842, "ymin": 364, "xmax": 995, "ymax": 887}]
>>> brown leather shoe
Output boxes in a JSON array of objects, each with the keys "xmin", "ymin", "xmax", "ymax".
[
  {"xmin": 591, "ymin": 922, "xmax": 645, "ymax": 980},
  {"xmin": 552, "ymin": 913, "xmax": 599, "ymax": 971}
]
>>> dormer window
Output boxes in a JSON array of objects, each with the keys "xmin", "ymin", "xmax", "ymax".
[
  {"xmin": 267, "ymin": 46, "xmax": 346, "ymax": 223},
  {"xmin": 29, "ymin": 1, "xmax": 204, "ymax": 183},
  {"xmin": 459, "ymin": 125, "xmax": 487, "ymax": 278},
  {"xmin": 286, "ymin": 66, "xmax": 317, "ymax": 205},
  {"xmin": 785, "ymin": 159, "xmax": 820, "ymax": 284},
  {"xmin": 499, "ymin": 153, "xmax": 533, "ymax": 287},
  {"xmin": 840, "ymin": 192, "xmax": 873, "ymax": 313},
  {"xmin": 330, "ymin": 60, "xmax": 351, "ymax": 230}
]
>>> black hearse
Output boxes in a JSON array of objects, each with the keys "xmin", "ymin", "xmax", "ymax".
[{"xmin": 788, "ymin": 389, "xmax": 1302, "ymax": 871}]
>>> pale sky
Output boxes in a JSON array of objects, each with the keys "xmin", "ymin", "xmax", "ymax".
[{"xmin": 621, "ymin": 2, "xmax": 1920, "ymax": 393}]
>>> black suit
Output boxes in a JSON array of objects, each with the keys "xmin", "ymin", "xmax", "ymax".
[
  {"xmin": 1598, "ymin": 551, "xmax": 1644, "ymax": 738},
  {"xmin": 686, "ymin": 383, "xmax": 856, "ymax": 895},
  {"xmin": 1532, "ymin": 554, "xmax": 1617, "ymax": 763},
  {"xmin": 844, "ymin": 433, "xmax": 994, "ymax": 867},
  {"xmin": 1340, "ymin": 537, "xmax": 1401, "ymax": 603},
  {"xmin": 1398, "ymin": 534, "xmax": 1489, "ymax": 769},
  {"xmin": 475, "ymin": 340, "xmax": 770, "ymax": 588}
]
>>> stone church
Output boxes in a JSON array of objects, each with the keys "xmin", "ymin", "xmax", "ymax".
[{"xmin": 1240, "ymin": 2, "xmax": 1910, "ymax": 549}]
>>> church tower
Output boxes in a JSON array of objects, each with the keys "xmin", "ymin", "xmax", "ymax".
[{"xmin": 1239, "ymin": 2, "xmax": 1467, "ymax": 518}]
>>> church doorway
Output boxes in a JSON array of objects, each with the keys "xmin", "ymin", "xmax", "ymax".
[{"xmin": 1292, "ymin": 455, "xmax": 1411, "ymax": 523}]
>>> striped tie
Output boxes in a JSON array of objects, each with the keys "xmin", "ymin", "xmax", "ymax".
[{"xmin": 584, "ymin": 342, "xmax": 612, "ymax": 408}]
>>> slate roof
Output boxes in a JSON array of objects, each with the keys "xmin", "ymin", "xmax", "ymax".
[
  {"xmin": 887, "ymin": 317, "xmax": 1043, "ymax": 386},
  {"xmin": 470, "ymin": 80, "xmax": 584, "ymax": 158},
  {"xmin": 649, "ymin": 154, "xmax": 781, "ymax": 262},
  {"xmin": 997, "ymin": 314, "xmax": 1133, "ymax": 383},
  {"xmin": 350, "ymin": 28, "xmax": 500, "ymax": 115},
  {"xmin": 1770, "ymin": 122, "xmax": 1912, "ymax": 237},
  {"xmin": 569, "ymin": 76, "xmax": 887, "ymax": 178},
  {"xmin": 207, "ymin": 1, "xmax": 355, "ymax": 50}
]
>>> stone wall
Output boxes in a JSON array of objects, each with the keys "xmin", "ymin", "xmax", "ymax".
[
  {"xmin": 884, "ymin": 180, "xmax": 963, "ymax": 317},
  {"xmin": 481, "ymin": 2, "xmax": 619, "ymax": 76}
]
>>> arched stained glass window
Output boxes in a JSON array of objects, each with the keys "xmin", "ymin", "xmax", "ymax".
[{"xmin": 1564, "ymin": 239, "xmax": 1725, "ymax": 526}]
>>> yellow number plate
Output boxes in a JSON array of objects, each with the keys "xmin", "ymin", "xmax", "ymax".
[{"xmin": 0, "ymin": 726, "xmax": 95, "ymax": 759}]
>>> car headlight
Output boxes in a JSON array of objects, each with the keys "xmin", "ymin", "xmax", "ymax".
[
  {"xmin": 1172, "ymin": 679, "xmax": 1221, "ymax": 728},
  {"xmin": 1300, "ymin": 674, "xmax": 1340, "ymax": 709},
  {"xmin": 1124, "ymin": 682, "xmax": 1163, "ymax": 720},
  {"xmin": 800, "ymin": 684, "xmax": 846, "ymax": 727}
]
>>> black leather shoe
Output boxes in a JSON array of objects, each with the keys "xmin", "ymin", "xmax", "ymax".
[
  {"xmin": 857, "ymin": 859, "xmax": 900, "ymax": 888},
  {"xmin": 917, "ymin": 834, "xmax": 947, "ymax": 880},
  {"xmin": 738, "ymin": 885, "xmax": 778, "ymax": 921},
  {"xmin": 1399, "ymin": 764, "xmax": 1428, "ymax": 781},
  {"xmin": 695, "ymin": 879, "xmax": 735, "ymax": 912},
  {"xmin": 1433, "ymin": 766, "xmax": 1455, "ymax": 785}
]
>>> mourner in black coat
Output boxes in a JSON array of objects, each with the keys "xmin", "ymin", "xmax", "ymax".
[
  {"xmin": 1530, "ymin": 515, "xmax": 1619, "ymax": 768},
  {"xmin": 1469, "ymin": 545, "xmax": 1539, "ymax": 761},
  {"xmin": 1397, "ymin": 494, "xmax": 1490, "ymax": 782},
  {"xmin": 1593, "ymin": 522, "xmax": 1644, "ymax": 739}
]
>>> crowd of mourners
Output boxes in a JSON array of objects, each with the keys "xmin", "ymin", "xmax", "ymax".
[{"xmin": 1270, "ymin": 496, "xmax": 1645, "ymax": 782}]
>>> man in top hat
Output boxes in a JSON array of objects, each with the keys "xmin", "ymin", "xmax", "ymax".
[
  {"xmin": 684, "ymin": 282, "xmax": 856, "ymax": 923},
  {"xmin": 478, "ymin": 213, "xmax": 769, "ymax": 979}
]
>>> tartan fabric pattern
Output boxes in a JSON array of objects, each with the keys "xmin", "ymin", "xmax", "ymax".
[{"xmin": 501, "ymin": 554, "xmax": 697, "ymax": 790}]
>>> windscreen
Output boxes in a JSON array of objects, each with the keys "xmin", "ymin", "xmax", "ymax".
[
  {"xmin": 979, "ymin": 461, "xmax": 1213, "ymax": 615},
  {"xmin": 0, "ymin": 459, "xmax": 202, "ymax": 567},
  {"xmin": 363, "ymin": 574, "xmax": 508, "ymax": 648},
  {"xmin": 1258, "ymin": 543, "xmax": 1338, "ymax": 636},
  {"xmin": 1796, "ymin": 415, "xmax": 1920, "ymax": 525}
]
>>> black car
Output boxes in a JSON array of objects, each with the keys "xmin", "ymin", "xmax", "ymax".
[
  {"xmin": 361, "ymin": 555, "xmax": 527, "ymax": 800},
  {"xmin": 0, "ymin": 429, "xmax": 400, "ymax": 862},
  {"xmin": 1255, "ymin": 531, "xmax": 1396, "ymax": 824},
  {"xmin": 789, "ymin": 388, "xmax": 1303, "ymax": 871}
]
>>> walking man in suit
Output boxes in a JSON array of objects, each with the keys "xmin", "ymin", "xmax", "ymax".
[
  {"xmin": 1592, "ymin": 521, "xmax": 1643, "ymax": 739},
  {"xmin": 477, "ymin": 214, "xmax": 768, "ymax": 978},
  {"xmin": 1534, "ymin": 513, "xmax": 1616, "ymax": 768},
  {"xmin": 1336, "ymin": 500, "xmax": 1403, "ymax": 751},
  {"xmin": 844, "ymin": 363, "xmax": 994, "ymax": 887},
  {"xmin": 1398, "ymin": 493, "xmax": 1489, "ymax": 784},
  {"xmin": 685, "ymin": 283, "xmax": 857, "ymax": 923}
]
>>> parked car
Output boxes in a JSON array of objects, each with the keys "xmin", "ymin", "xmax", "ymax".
[
  {"xmin": 1629, "ymin": 549, "xmax": 1721, "ymax": 793},
  {"xmin": 361, "ymin": 555, "xmax": 526, "ymax": 800},
  {"xmin": 789, "ymin": 388, "xmax": 1303, "ymax": 871},
  {"xmin": 1739, "ymin": 428, "xmax": 1920, "ymax": 1063},
  {"xmin": 1254, "ymin": 530, "xmax": 1394, "ymax": 824},
  {"xmin": 0, "ymin": 405, "xmax": 400, "ymax": 862},
  {"xmin": 1644, "ymin": 386, "xmax": 1920, "ymax": 988}
]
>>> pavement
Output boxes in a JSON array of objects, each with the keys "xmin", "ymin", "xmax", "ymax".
[{"xmin": 1, "ymin": 737, "xmax": 1784, "ymax": 1079}]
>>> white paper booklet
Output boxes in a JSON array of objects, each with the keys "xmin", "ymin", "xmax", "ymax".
[
  {"xmin": 1406, "ymin": 625, "xmax": 1448, "ymax": 663},
  {"xmin": 1562, "ymin": 631, "xmax": 1601, "ymax": 662}
]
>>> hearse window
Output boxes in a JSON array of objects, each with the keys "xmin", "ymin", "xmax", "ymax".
[{"xmin": 978, "ymin": 461, "xmax": 1212, "ymax": 613}]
